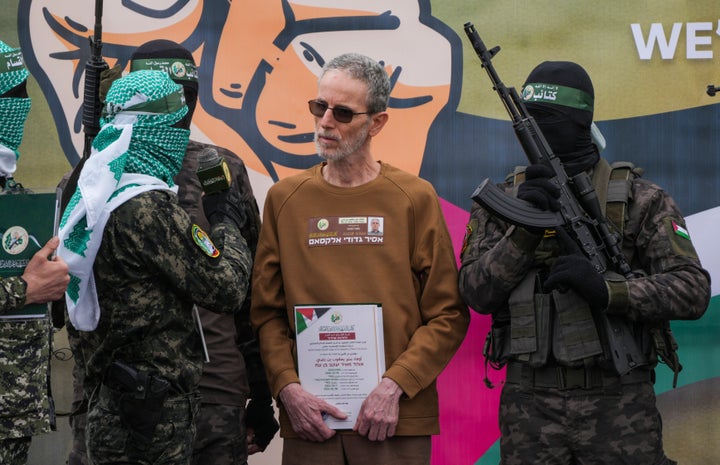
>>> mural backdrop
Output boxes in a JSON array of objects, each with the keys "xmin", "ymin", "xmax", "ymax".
[{"xmin": 6, "ymin": 1, "xmax": 719, "ymax": 464}]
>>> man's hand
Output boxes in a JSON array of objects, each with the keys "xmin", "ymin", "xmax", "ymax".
[
  {"xmin": 353, "ymin": 378, "xmax": 402, "ymax": 441},
  {"xmin": 278, "ymin": 383, "xmax": 346, "ymax": 442},
  {"xmin": 202, "ymin": 187, "xmax": 248, "ymax": 230},
  {"xmin": 544, "ymin": 228, "xmax": 609, "ymax": 311},
  {"xmin": 22, "ymin": 237, "xmax": 70, "ymax": 305},
  {"xmin": 544, "ymin": 254, "xmax": 609, "ymax": 311},
  {"xmin": 517, "ymin": 164, "xmax": 561, "ymax": 212}
]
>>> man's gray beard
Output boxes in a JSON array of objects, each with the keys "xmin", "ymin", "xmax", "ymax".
[{"xmin": 314, "ymin": 124, "xmax": 370, "ymax": 162}]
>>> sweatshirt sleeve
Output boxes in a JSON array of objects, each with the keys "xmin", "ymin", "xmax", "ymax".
[
  {"xmin": 250, "ymin": 187, "xmax": 300, "ymax": 397},
  {"xmin": 384, "ymin": 188, "xmax": 470, "ymax": 398}
]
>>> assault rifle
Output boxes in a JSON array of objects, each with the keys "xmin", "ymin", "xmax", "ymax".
[
  {"xmin": 463, "ymin": 22, "xmax": 647, "ymax": 376},
  {"xmin": 82, "ymin": 0, "xmax": 109, "ymax": 158}
]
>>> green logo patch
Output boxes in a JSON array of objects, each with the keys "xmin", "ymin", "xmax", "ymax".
[{"xmin": 192, "ymin": 224, "xmax": 219, "ymax": 258}]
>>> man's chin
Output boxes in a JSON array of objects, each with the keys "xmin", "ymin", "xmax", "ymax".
[
  {"xmin": 316, "ymin": 148, "xmax": 334, "ymax": 161},
  {"xmin": 317, "ymin": 152, "xmax": 348, "ymax": 163}
]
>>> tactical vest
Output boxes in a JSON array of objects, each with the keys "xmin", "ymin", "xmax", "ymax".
[{"xmin": 500, "ymin": 160, "xmax": 679, "ymax": 369}]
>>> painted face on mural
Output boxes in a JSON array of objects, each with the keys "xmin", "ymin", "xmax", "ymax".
[
  {"xmin": 18, "ymin": 0, "xmax": 456, "ymax": 182},
  {"xmin": 18, "ymin": 0, "xmax": 206, "ymax": 164}
]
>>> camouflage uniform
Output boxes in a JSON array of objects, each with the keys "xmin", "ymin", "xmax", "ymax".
[
  {"xmin": 0, "ymin": 39, "xmax": 46, "ymax": 465},
  {"xmin": 78, "ymin": 188, "xmax": 252, "ymax": 465},
  {"xmin": 0, "ymin": 312, "xmax": 52, "ymax": 465},
  {"xmin": 458, "ymin": 162, "xmax": 710, "ymax": 465},
  {"xmin": 63, "ymin": 140, "xmax": 276, "ymax": 465},
  {"xmin": 0, "ymin": 277, "xmax": 26, "ymax": 311}
]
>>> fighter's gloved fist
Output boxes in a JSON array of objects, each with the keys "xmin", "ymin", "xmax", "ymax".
[
  {"xmin": 517, "ymin": 164, "xmax": 561, "ymax": 212},
  {"xmin": 246, "ymin": 397, "xmax": 279, "ymax": 451},
  {"xmin": 544, "ymin": 254, "xmax": 609, "ymax": 311},
  {"xmin": 202, "ymin": 187, "xmax": 248, "ymax": 230}
]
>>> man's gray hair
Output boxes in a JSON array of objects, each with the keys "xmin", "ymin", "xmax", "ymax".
[{"xmin": 321, "ymin": 53, "xmax": 391, "ymax": 114}]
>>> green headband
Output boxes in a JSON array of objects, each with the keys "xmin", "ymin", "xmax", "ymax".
[
  {"xmin": 0, "ymin": 47, "xmax": 29, "ymax": 96},
  {"xmin": 124, "ymin": 87, "xmax": 186, "ymax": 114},
  {"xmin": 104, "ymin": 87, "xmax": 186, "ymax": 118},
  {"xmin": 0, "ymin": 49, "xmax": 26, "ymax": 74},
  {"xmin": 521, "ymin": 82, "xmax": 594, "ymax": 112},
  {"xmin": 130, "ymin": 58, "xmax": 198, "ymax": 83}
]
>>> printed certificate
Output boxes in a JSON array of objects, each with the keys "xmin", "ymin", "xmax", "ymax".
[
  {"xmin": 295, "ymin": 303, "xmax": 385, "ymax": 429},
  {"xmin": 0, "ymin": 190, "xmax": 59, "ymax": 320}
]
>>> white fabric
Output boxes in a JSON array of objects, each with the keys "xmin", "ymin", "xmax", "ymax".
[
  {"xmin": 0, "ymin": 143, "xmax": 17, "ymax": 177},
  {"xmin": 58, "ymin": 124, "xmax": 177, "ymax": 331}
]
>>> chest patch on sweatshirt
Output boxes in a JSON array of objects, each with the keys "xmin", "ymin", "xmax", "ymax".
[{"xmin": 307, "ymin": 216, "xmax": 385, "ymax": 247}]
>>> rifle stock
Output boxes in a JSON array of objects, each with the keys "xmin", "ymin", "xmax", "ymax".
[{"xmin": 464, "ymin": 22, "xmax": 647, "ymax": 375}]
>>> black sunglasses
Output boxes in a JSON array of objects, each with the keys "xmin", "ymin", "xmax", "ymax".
[{"xmin": 308, "ymin": 100, "xmax": 370, "ymax": 123}]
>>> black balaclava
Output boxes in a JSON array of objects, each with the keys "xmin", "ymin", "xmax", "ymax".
[
  {"xmin": 522, "ymin": 61, "xmax": 598, "ymax": 176},
  {"xmin": 130, "ymin": 39, "xmax": 198, "ymax": 130}
]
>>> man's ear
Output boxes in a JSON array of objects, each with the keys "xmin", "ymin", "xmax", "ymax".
[{"xmin": 368, "ymin": 111, "xmax": 389, "ymax": 136}]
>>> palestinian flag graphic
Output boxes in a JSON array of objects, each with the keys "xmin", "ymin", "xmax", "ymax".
[
  {"xmin": 672, "ymin": 220, "xmax": 690, "ymax": 240},
  {"xmin": 295, "ymin": 306, "xmax": 331, "ymax": 335}
]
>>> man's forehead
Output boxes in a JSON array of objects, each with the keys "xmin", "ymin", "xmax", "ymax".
[{"xmin": 318, "ymin": 70, "xmax": 370, "ymax": 98}]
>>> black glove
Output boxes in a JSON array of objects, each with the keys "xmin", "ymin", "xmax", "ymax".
[
  {"xmin": 544, "ymin": 254, "xmax": 608, "ymax": 311},
  {"xmin": 517, "ymin": 164, "xmax": 561, "ymax": 212},
  {"xmin": 202, "ymin": 187, "xmax": 248, "ymax": 230},
  {"xmin": 246, "ymin": 397, "xmax": 279, "ymax": 451}
]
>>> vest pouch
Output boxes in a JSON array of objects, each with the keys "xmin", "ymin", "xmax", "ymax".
[
  {"xmin": 508, "ymin": 270, "xmax": 550, "ymax": 367},
  {"xmin": 527, "ymin": 292, "xmax": 551, "ymax": 367},
  {"xmin": 551, "ymin": 289, "xmax": 604, "ymax": 367}
]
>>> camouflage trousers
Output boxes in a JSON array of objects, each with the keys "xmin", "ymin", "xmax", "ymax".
[
  {"xmin": 67, "ymin": 323, "xmax": 89, "ymax": 465},
  {"xmin": 68, "ymin": 399, "xmax": 89, "ymax": 465},
  {"xmin": 499, "ymin": 380, "xmax": 677, "ymax": 465},
  {"xmin": 86, "ymin": 387, "xmax": 200, "ymax": 465},
  {"xmin": 0, "ymin": 437, "xmax": 31, "ymax": 465},
  {"xmin": 191, "ymin": 403, "xmax": 248, "ymax": 465}
]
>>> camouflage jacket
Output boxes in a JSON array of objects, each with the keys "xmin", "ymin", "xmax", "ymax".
[
  {"xmin": 458, "ymin": 162, "xmax": 710, "ymax": 323},
  {"xmin": 0, "ymin": 276, "xmax": 25, "ymax": 313},
  {"xmin": 0, "ymin": 261, "xmax": 52, "ymax": 438},
  {"xmin": 79, "ymin": 188, "xmax": 252, "ymax": 397}
]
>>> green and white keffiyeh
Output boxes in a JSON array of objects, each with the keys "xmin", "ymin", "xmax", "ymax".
[
  {"xmin": 59, "ymin": 70, "xmax": 190, "ymax": 331},
  {"xmin": 0, "ymin": 40, "xmax": 31, "ymax": 177}
]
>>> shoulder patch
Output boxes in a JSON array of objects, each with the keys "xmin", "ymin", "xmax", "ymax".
[
  {"xmin": 460, "ymin": 218, "xmax": 479, "ymax": 258},
  {"xmin": 671, "ymin": 220, "xmax": 690, "ymax": 240},
  {"xmin": 191, "ymin": 224, "xmax": 220, "ymax": 258},
  {"xmin": 663, "ymin": 217, "xmax": 699, "ymax": 259}
]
